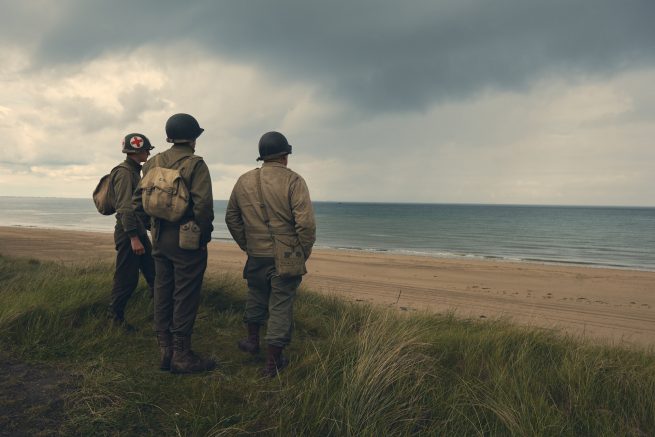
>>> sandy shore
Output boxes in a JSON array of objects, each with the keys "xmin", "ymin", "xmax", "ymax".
[{"xmin": 1, "ymin": 226, "xmax": 654, "ymax": 348}]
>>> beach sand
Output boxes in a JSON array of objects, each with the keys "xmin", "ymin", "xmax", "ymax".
[{"xmin": 1, "ymin": 226, "xmax": 654, "ymax": 348}]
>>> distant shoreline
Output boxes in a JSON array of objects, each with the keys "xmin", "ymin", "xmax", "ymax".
[
  {"xmin": 2, "ymin": 222, "xmax": 653, "ymax": 273},
  {"xmin": 3, "ymin": 197, "xmax": 654, "ymax": 272},
  {"xmin": 3, "ymin": 221, "xmax": 655, "ymax": 273}
]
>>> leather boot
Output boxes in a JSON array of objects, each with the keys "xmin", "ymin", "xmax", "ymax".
[
  {"xmin": 261, "ymin": 345, "xmax": 289, "ymax": 378},
  {"xmin": 170, "ymin": 335, "xmax": 217, "ymax": 374},
  {"xmin": 237, "ymin": 323, "xmax": 260, "ymax": 355},
  {"xmin": 156, "ymin": 332, "xmax": 173, "ymax": 371},
  {"xmin": 107, "ymin": 309, "xmax": 136, "ymax": 333}
]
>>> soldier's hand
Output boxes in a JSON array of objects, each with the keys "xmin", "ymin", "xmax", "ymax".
[{"xmin": 130, "ymin": 237, "xmax": 145, "ymax": 255}]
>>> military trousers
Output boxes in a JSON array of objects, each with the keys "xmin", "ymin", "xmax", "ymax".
[
  {"xmin": 243, "ymin": 256, "xmax": 302, "ymax": 348},
  {"xmin": 110, "ymin": 230, "xmax": 155, "ymax": 320},
  {"xmin": 152, "ymin": 222, "xmax": 208, "ymax": 337}
]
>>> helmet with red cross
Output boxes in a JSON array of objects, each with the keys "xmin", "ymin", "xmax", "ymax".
[{"xmin": 121, "ymin": 133, "xmax": 154, "ymax": 154}]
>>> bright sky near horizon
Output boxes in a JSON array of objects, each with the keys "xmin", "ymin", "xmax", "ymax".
[{"xmin": 0, "ymin": 1, "xmax": 654, "ymax": 206}]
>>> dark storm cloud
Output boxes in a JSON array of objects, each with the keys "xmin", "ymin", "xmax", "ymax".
[{"xmin": 6, "ymin": 0, "xmax": 655, "ymax": 112}]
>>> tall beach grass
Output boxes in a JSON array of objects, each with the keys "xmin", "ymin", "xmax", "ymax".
[{"xmin": 0, "ymin": 255, "xmax": 654, "ymax": 436}]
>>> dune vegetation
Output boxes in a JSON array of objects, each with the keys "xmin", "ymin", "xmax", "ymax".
[{"xmin": 0, "ymin": 255, "xmax": 654, "ymax": 436}]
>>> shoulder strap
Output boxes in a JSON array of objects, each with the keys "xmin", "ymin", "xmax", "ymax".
[
  {"xmin": 109, "ymin": 162, "xmax": 129, "ymax": 187},
  {"xmin": 171, "ymin": 154, "xmax": 199, "ymax": 169},
  {"xmin": 256, "ymin": 168, "xmax": 275, "ymax": 242},
  {"xmin": 111, "ymin": 162, "xmax": 129, "ymax": 174},
  {"xmin": 113, "ymin": 161, "xmax": 140, "ymax": 188}
]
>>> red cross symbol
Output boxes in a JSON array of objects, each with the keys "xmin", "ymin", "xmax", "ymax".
[{"xmin": 130, "ymin": 136, "xmax": 144, "ymax": 148}]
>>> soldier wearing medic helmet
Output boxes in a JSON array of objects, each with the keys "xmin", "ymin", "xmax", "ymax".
[
  {"xmin": 133, "ymin": 113, "xmax": 216, "ymax": 374},
  {"xmin": 226, "ymin": 131, "xmax": 316, "ymax": 377},
  {"xmin": 108, "ymin": 133, "xmax": 156, "ymax": 331}
]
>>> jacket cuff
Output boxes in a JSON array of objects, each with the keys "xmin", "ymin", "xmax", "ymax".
[{"xmin": 201, "ymin": 231, "xmax": 212, "ymax": 246}]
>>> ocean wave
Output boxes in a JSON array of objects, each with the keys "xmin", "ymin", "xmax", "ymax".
[{"xmin": 315, "ymin": 245, "xmax": 655, "ymax": 272}]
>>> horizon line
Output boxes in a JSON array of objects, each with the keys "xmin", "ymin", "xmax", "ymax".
[{"xmin": 1, "ymin": 195, "xmax": 653, "ymax": 209}]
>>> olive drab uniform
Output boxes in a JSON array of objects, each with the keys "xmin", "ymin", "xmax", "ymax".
[
  {"xmin": 109, "ymin": 157, "xmax": 155, "ymax": 323},
  {"xmin": 133, "ymin": 132, "xmax": 216, "ymax": 373},
  {"xmin": 225, "ymin": 161, "xmax": 316, "ymax": 349},
  {"xmin": 135, "ymin": 143, "xmax": 214, "ymax": 333}
]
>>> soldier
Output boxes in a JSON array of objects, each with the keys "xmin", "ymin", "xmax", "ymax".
[
  {"xmin": 225, "ymin": 131, "xmax": 316, "ymax": 377},
  {"xmin": 108, "ymin": 133, "xmax": 156, "ymax": 331},
  {"xmin": 133, "ymin": 113, "xmax": 216, "ymax": 374}
]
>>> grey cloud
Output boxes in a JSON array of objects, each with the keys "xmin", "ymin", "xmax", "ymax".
[
  {"xmin": 25, "ymin": 83, "xmax": 169, "ymax": 134},
  {"xmin": 117, "ymin": 85, "xmax": 170, "ymax": 124},
  {"xmin": 7, "ymin": 1, "xmax": 655, "ymax": 113}
]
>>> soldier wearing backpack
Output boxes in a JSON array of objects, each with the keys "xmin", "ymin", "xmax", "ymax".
[
  {"xmin": 133, "ymin": 113, "xmax": 216, "ymax": 374},
  {"xmin": 108, "ymin": 133, "xmax": 156, "ymax": 331}
]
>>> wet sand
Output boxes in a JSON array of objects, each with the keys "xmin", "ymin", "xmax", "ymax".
[{"xmin": 1, "ymin": 226, "xmax": 654, "ymax": 348}]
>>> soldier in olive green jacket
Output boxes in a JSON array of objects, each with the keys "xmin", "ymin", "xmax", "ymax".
[
  {"xmin": 109, "ymin": 133, "xmax": 156, "ymax": 331},
  {"xmin": 225, "ymin": 131, "xmax": 316, "ymax": 377},
  {"xmin": 133, "ymin": 113, "xmax": 216, "ymax": 374}
]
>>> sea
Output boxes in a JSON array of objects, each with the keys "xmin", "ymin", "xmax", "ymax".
[{"xmin": 1, "ymin": 196, "xmax": 654, "ymax": 272}]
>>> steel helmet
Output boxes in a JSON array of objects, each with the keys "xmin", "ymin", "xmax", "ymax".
[
  {"xmin": 122, "ymin": 133, "xmax": 154, "ymax": 154},
  {"xmin": 165, "ymin": 113, "xmax": 204, "ymax": 143},
  {"xmin": 257, "ymin": 131, "xmax": 292, "ymax": 161}
]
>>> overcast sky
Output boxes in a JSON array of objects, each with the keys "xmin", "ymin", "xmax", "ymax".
[{"xmin": 1, "ymin": 0, "xmax": 654, "ymax": 205}]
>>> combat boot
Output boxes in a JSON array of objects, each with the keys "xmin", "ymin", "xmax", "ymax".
[
  {"xmin": 261, "ymin": 345, "xmax": 289, "ymax": 378},
  {"xmin": 170, "ymin": 335, "xmax": 217, "ymax": 374},
  {"xmin": 107, "ymin": 309, "xmax": 136, "ymax": 333},
  {"xmin": 157, "ymin": 331, "xmax": 173, "ymax": 371},
  {"xmin": 237, "ymin": 323, "xmax": 260, "ymax": 355}
]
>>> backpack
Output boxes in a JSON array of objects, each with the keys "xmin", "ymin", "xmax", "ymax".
[
  {"xmin": 92, "ymin": 163, "xmax": 128, "ymax": 215},
  {"xmin": 139, "ymin": 154, "xmax": 200, "ymax": 222}
]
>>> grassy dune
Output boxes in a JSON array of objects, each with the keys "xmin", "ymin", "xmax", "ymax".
[{"xmin": 0, "ymin": 255, "xmax": 654, "ymax": 436}]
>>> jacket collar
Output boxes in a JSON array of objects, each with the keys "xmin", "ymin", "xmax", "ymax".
[
  {"xmin": 124, "ymin": 157, "xmax": 142, "ymax": 171},
  {"xmin": 262, "ymin": 161, "xmax": 287, "ymax": 169},
  {"xmin": 171, "ymin": 144, "xmax": 195, "ymax": 154}
]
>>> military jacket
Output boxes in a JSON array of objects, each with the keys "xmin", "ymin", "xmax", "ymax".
[
  {"xmin": 225, "ymin": 161, "xmax": 316, "ymax": 258},
  {"xmin": 112, "ymin": 157, "xmax": 147, "ymax": 237},
  {"xmin": 133, "ymin": 144, "xmax": 214, "ymax": 245}
]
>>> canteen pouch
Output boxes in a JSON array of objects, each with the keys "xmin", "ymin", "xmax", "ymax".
[
  {"xmin": 179, "ymin": 220, "xmax": 201, "ymax": 250},
  {"xmin": 273, "ymin": 235, "xmax": 307, "ymax": 278}
]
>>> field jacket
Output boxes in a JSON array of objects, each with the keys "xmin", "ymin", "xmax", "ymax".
[
  {"xmin": 112, "ymin": 158, "xmax": 147, "ymax": 237},
  {"xmin": 225, "ymin": 162, "xmax": 316, "ymax": 258}
]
